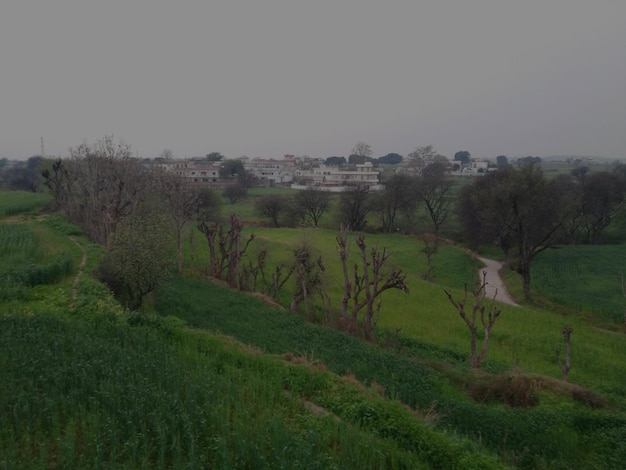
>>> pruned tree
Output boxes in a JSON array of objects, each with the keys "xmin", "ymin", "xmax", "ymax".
[
  {"xmin": 444, "ymin": 272, "xmax": 502, "ymax": 369},
  {"xmin": 289, "ymin": 241, "xmax": 323, "ymax": 319},
  {"xmin": 337, "ymin": 227, "xmax": 409, "ymax": 340},
  {"xmin": 556, "ymin": 326, "xmax": 573, "ymax": 381},
  {"xmin": 420, "ymin": 233, "xmax": 439, "ymax": 281},
  {"xmin": 197, "ymin": 214, "xmax": 255, "ymax": 288}
]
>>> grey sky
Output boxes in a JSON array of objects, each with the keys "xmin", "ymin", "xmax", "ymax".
[{"xmin": 2, "ymin": 1, "xmax": 625, "ymax": 161}]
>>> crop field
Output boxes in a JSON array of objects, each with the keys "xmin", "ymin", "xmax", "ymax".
[
  {"xmin": 0, "ymin": 190, "xmax": 51, "ymax": 218},
  {"xmin": 3, "ymin": 189, "xmax": 626, "ymax": 469},
  {"xmin": 533, "ymin": 244, "xmax": 626, "ymax": 323}
]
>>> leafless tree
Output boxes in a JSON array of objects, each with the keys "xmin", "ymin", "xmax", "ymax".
[
  {"xmin": 444, "ymin": 272, "xmax": 502, "ymax": 369},
  {"xmin": 420, "ymin": 162, "xmax": 452, "ymax": 235},
  {"xmin": 337, "ymin": 227, "xmax": 409, "ymax": 340},
  {"xmin": 293, "ymin": 188, "xmax": 331, "ymax": 227},
  {"xmin": 157, "ymin": 168, "xmax": 200, "ymax": 273},
  {"xmin": 197, "ymin": 214, "xmax": 255, "ymax": 288},
  {"xmin": 351, "ymin": 141, "xmax": 372, "ymax": 159},
  {"xmin": 407, "ymin": 145, "xmax": 436, "ymax": 175},
  {"xmin": 45, "ymin": 136, "xmax": 146, "ymax": 247},
  {"xmin": 556, "ymin": 326, "xmax": 573, "ymax": 381}
]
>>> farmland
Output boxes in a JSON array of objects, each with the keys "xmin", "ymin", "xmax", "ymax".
[{"xmin": 1, "ymin": 188, "xmax": 626, "ymax": 468}]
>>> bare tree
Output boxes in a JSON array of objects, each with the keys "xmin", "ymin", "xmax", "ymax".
[
  {"xmin": 197, "ymin": 214, "xmax": 255, "ymax": 288},
  {"xmin": 407, "ymin": 145, "xmax": 436, "ymax": 175},
  {"xmin": 351, "ymin": 141, "xmax": 372, "ymax": 159},
  {"xmin": 444, "ymin": 272, "xmax": 502, "ymax": 369},
  {"xmin": 337, "ymin": 186, "xmax": 372, "ymax": 231},
  {"xmin": 420, "ymin": 162, "xmax": 452, "ymax": 235},
  {"xmin": 373, "ymin": 173, "xmax": 419, "ymax": 233},
  {"xmin": 45, "ymin": 136, "xmax": 146, "ymax": 247},
  {"xmin": 556, "ymin": 326, "xmax": 573, "ymax": 381},
  {"xmin": 294, "ymin": 188, "xmax": 331, "ymax": 227},
  {"xmin": 337, "ymin": 227, "xmax": 409, "ymax": 340},
  {"xmin": 420, "ymin": 233, "xmax": 439, "ymax": 281},
  {"xmin": 255, "ymin": 194, "xmax": 289, "ymax": 227},
  {"xmin": 289, "ymin": 242, "xmax": 323, "ymax": 319},
  {"xmin": 222, "ymin": 183, "xmax": 248, "ymax": 204},
  {"xmin": 157, "ymin": 169, "xmax": 200, "ymax": 273}
]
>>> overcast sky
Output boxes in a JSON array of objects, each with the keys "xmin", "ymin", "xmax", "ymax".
[{"xmin": 2, "ymin": 1, "xmax": 625, "ymax": 161}]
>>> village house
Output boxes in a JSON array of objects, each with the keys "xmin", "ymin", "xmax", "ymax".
[
  {"xmin": 291, "ymin": 161, "xmax": 383, "ymax": 192},
  {"xmin": 241, "ymin": 155, "xmax": 295, "ymax": 186}
]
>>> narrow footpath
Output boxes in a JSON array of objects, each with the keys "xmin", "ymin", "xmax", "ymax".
[{"xmin": 476, "ymin": 257, "xmax": 519, "ymax": 306}]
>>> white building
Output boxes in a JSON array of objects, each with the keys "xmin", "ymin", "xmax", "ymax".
[
  {"xmin": 242, "ymin": 155, "xmax": 295, "ymax": 186},
  {"xmin": 291, "ymin": 162, "xmax": 383, "ymax": 192}
]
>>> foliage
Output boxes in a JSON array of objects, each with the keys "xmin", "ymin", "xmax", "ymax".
[
  {"xmin": 454, "ymin": 150, "xmax": 471, "ymax": 164},
  {"xmin": 325, "ymin": 156, "xmax": 346, "ymax": 166},
  {"xmin": 376, "ymin": 153, "xmax": 403, "ymax": 165},
  {"xmin": 97, "ymin": 211, "xmax": 175, "ymax": 310}
]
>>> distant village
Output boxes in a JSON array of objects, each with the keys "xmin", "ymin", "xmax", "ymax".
[{"xmin": 155, "ymin": 153, "xmax": 496, "ymax": 192}]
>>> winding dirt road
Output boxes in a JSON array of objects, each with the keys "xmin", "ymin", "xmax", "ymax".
[{"xmin": 477, "ymin": 257, "xmax": 519, "ymax": 306}]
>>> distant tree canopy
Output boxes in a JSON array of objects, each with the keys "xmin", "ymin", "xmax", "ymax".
[
  {"xmin": 325, "ymin": 156, "xmax": 346, "ymax": 166},
  {"xmin": 219, "ymin": 159, "xmax": 244, "ymax": 179},
  {"xmin": 496, "ymin": 155, "xmax": 508, "ymax": 167},
  {"xmin": 454, "ymin": 151, "xmax": 471, "ymax": 164},
  {"xmin": 206, "ymin": 152, "xmax": 224, "ymax": 161},
  {"xmin": 7, "ymin": 156, "xmax": 44, "ymax": 192},
  {"xmin": 376, "ymin": 153, "xmax": 403, "ymax": 165},
  {"xmin": 516, "ymin": 156, "xmax": 542, "ymax": 165}
]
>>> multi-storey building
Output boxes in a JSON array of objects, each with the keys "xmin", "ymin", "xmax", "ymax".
[
  {"xmin": 242, "ymin": 155, "xmax": 295, "ymax": 186},
  {"xmin": 291, "ymin": 162, "xmax": 383, "ymax": 192}
]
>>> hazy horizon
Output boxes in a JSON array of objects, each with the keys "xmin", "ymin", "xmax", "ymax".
[{"xmin": 2, "ymin": 1, "xmax": 625, "ymax": 161}]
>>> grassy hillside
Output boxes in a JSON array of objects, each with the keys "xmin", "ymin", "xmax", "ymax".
[{"xmin": 3, "ymin": 189, "xmax": 626, "ymax": 469}]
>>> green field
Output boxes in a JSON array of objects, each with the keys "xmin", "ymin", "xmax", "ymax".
[{"xmin": 2, "ymin": 189, "xmax": 626, "ymax": 469}]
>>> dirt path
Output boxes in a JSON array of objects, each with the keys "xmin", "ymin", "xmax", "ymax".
[
  {"xmin": 477, "ymin": 257, "xmax": 519, "ymax": 306},
  {"xmin": 69, "ymin": 236, "xmax": 87, "ymax": 310}
]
